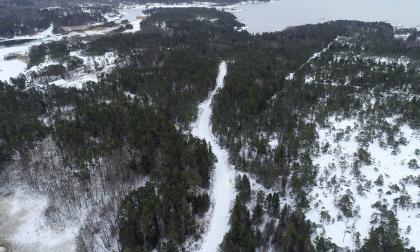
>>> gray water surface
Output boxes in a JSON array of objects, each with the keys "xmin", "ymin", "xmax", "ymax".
[{"xmin": 230, "ymin": 0, "xmax": 420, "ymax": 33}]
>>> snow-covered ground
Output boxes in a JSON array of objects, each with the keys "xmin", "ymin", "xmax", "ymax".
[
  {"xmin": 306, "ymin": 116, "xmax": 420, "ymax": 249},
  {"xmin": 0, "ymin": 186, "xmax": 80, "ymax": 252},
  {"xmin": 0, "ymin": 137, "xmax": 150, "ymax": 252},
  {"xmin": 191, "ymin": 62, "xmax": 236, "ymax": 252},
  {"xmin": 46, "ymin": 51, "xmax": 117, "ymax": 89},
  {"xmin": 0, "ymin": 44, "xmax": 31, "ymax": 82},
  {"xmin": 2, "ymin": 2, "xmax": 420, "ymax": 251},
  {"xmin": 0, "ymin": 5, "xmax": 145, "ymax": 84},
  {"xmin": 292, "ymin": 37, "xmax": 420, "ymax": 250},
  {"xmin": 0, "ymin": 61, "xmax": 235, "ymax": 252}
]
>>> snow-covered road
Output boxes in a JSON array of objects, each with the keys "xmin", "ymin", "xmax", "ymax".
[{"xmin": 191, "ymin": 61, "xmax": 235, "ymax": 252}]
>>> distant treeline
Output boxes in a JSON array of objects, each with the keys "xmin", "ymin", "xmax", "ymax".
[{"xmin": 0, "ymin": 5, "xmax": 109, "ymax": 38}]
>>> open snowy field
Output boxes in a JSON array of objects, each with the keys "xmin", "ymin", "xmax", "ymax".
[{"xmin": 0, "ymin": 186, "xmax": 80, "ymax": 252}]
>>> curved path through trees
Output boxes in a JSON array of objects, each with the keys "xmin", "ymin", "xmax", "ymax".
[{"xmin": 191, "ymin": 61, "xmax": 235, "ymax": 252}]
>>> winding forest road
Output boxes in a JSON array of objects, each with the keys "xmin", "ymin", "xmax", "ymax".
[{"xmin": 191, "ymin": 61, "xmax": 235, "ymax": 252}]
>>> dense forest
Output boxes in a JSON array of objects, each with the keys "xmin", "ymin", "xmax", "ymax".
[
  {"xmin": 1, "ymin": 6, "xmax": 420, "ymax": 252},
  {"xmin": 1, "ymin": 8, "xmax": 237, "ymax": 251}
]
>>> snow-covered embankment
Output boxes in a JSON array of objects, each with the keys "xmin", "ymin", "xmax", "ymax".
[{"xmin": 191, "ymin": 61, "xmax": 235, "ymax": 252}]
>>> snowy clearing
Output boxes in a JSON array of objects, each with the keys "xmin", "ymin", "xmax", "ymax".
[{"xmin": 0, "ymin": 186, "xmax": 80, "ymax": 252}]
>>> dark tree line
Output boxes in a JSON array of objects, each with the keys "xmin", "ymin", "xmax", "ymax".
[
  {"xmin": 0, "ymin": 5, "xmax": 107, "ymax": 38},
  {"xmin": 0, "ymin": 80, "xmax": 46, "ymax": 165}
]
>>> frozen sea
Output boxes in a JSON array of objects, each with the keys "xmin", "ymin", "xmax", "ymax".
[{"xmin": 229, "ymin": 0, "xmax": 420, "ymax": 33}]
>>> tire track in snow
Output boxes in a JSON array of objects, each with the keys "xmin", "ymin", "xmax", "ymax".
[{"xmin": 191, "ymin": 61, "xmax": 235, "ymax": 252}]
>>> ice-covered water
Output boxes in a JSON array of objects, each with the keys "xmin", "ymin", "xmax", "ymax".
[
  {"xmin": 0, "ymin": 24, "xmax": 57, "ymax": 82},
  {"xmin": 228, "ymin": 0, "xmax": 420, "ymax": 33}
]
